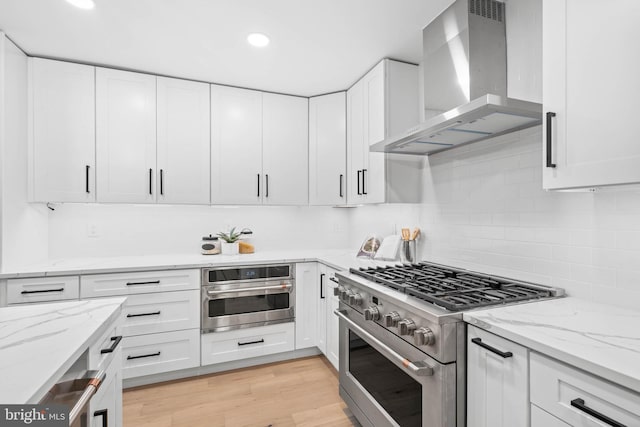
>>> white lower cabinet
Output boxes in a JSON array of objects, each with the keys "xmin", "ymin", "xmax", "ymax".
[
  {"xmin": 324, "ymin": 267, "xmax": 340, "ymax": 371},
  {"xmin": 467, "ymin": 325, "xmax": 529, "ymax": 427},
  {"xmin": 6, "ymin": 276, "xmax": 79, "ymax": 304},
  {"xmin": 295, "ymin": 263, "xmax": 319, "ymax": 350},
  {"xmin": 201, "ymin": 323, "xmax": 295, "ymax": 365},
  {"xmin": 121, "ymin": 329, "xmax": 200, "ymax": 379},
  {"xmin": 530, "ymin": 352, "xmax": 640, "ymax": 427},
  {"xmin": 530, "ymin": 405, "xmax": 570, "ymax": 427},
  {"xmin": 90, "ymin": 346, "xmax": 122, "ymax": 427}
]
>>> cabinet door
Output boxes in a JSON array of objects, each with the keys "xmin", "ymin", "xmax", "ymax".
[
  {"xmin": 29, "ymin": 58, "xmax": 95, "ymax": 202},
  {"xmin": 90, "ymin": 345, "xmax": 122, "ymax": 427},
  {"xmin": 543, "ymin": 0, "xmax": 640, "ymax": 189},
  {"xmin": 262, "ymin": 93, "xmax": 309, "ymax": 205},
  {"xmin": 325, "ymin": 268, "xmax": 340, "ymax": 371},
  {"xmin": 210, "ymin": 84, "xmax": 262, "ymax": 204},
  {"xmin": 363, "ymin": 61, "xmax": 387, "ymax": 204},
  {"xmin": 96, "ymin": 68, "xmax": 156, "ymax": 203},
  {"xmin": 309, "ymin": 92, "xmax": 347, "ymax": 206},
  {"xmin": 346, "ymin": 80, "xmax": 365, "ymax": 204},
  {"xmin": 316, "ymin": 264, "xmax": 328, "ymax": 354},
  {"xmin": 157, "ymin": 77, "xmax": 210, "ymax": 204},
  {"xmin": 294, "ymin": 262, "xmax": 319, "ymax": 350},
  {"xmin": 467, "ymin": 325, "xmax": 529, "ymax": 427}
]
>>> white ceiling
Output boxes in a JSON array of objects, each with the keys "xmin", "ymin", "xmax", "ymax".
[{"xmin": 0, "ymin": 0, "xmax": 453, "ymax": 96}]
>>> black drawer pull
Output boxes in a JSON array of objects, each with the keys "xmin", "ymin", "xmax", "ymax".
[
  {"xmin": 100, "ymin": 336, "xmax": 123, "ymax": 354},
  {"xmin": 238, "ymin": 339, "xmax": 264, "ymax": 346},
  {"xmin": 339, "ymin": 174, "xmax": 344, "ymax": 198},
  {"xmin": 329, "ymin": 277, "xmax": 339, "ymax": 284},
  {"xmin": 546, "ymin": 111, "xmax": 557, "ymax": 168},
  {"xmin": 93, "ymin": 409, "xmax": 108, "ymax": 427},
  {"xmin": 362, "ymin": 169, "xmax": 367, "ymax": 195},
  {"xmin": 471, "ymin": 337, "xmax": 513, "ymax": 358},
  {"xmin": 127, "ymin": 351, "xmax": 161, "ymax": 360},
  {"xmin": 86, "ymin": 165, "xmax": 91, "ymax": 193},
  {"xmin": 21, "ymin": 288, "xmax": 64, "ymax": 295},
  {"xmin": 571, "ymin": 398, "xmax": 626, "ymax": 427},
  {"xmin": 320, "ymin": 273, "xmax": 326, "ymax": 299},
  {"xmin": 126, "ymin": 280, "xmax": 160, "ymax": 286},
  {"xmin": 357, "ymin": 170, "xmax": 362, "ymax": 195},
  {"xmin": 126, "ymin": 311, "xmax": 161, "ymax": 318}
]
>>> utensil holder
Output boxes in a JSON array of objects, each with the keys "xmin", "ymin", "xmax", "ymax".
[{"xmin": 400, "ymin": 240, "xmax": 416, "ymax": 264}]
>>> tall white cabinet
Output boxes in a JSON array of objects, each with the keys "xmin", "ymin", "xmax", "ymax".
[
  {"xmin": 29, "ymin": 58, "xmax": 96, "ymax": 202},
  {"xmin": 156, "ymin": 77, "xmax": 210, "ymax": 204},
  {"xmin": 309, "ymin": 92, "xmax": 346, "ymax": 206},
  {"xmin": 96, "ymin": 68, "xmax": 157, "ymax": 203},
  {"xmin": 542, "ymin": 0, "xmax": 640, "ymax": 190},
  {"xmin": 262, "ymin": 93, "xmax": 309, "ymax": 205},
  {"xmin": 347, "ymin": 59, "xmax": 418, "ymax": 204}
]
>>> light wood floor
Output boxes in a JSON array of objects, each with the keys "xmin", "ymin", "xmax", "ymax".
[{"xmin": 123, "ymin": 356, "xmax": 359, "ymax": 427}]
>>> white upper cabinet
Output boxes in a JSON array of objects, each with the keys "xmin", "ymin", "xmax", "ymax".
[
  {"xmin": 96, "ymin": 68, "xmax": 157, "ymax": 203},
  {"xmin": 29, "ymin": 58, "xmax": 95, "ymax": 202},
  {"xmin": 210, "ymin": 84, "xmax": 262, "ymax": 205},
  {"xmin": 156, "ymin": 77, "xmax": 210, "ymax": 205},
  {"xmin": 309, "ymin": 92, "xmax": 346, "ymax": 206},
  {"xmin": 262, "ymin": 93, "xmax": 309, "ymax": 205},
  {"xmin": 543, "ymin": 0, "xmax": 640, "ymax": 190},
  {"xmin": 347, "ymin": 59, "xmax": 418, "ymax": 205}
]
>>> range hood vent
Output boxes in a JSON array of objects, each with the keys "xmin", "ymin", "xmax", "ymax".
[{"xmin": 371, "ymin": 0, "xmax": 542, "ymax": 156}]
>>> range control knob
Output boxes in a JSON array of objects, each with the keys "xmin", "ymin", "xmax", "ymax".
[
  {"xmin": 349, "ymin": 293, "xmax": 364, "ymax": 306},
  {"xmin": 342, "ymin": 290, "xmax": 354, "ymax": 303},
  {"xmin": 333, "ymin": 286, "xmax": 344, "ymax": 297},
  {"xmin": 363, "ymin": 306, "xmax": 380, "ymax": 321},
  {"xmin": 398, "ymin": 319, "xmax": 417, "ymax": 336},
  {"xmin": 384, "ymin": 311, "xmax": 401, "ymax": 327},
  {"xmin": 413, "ymin": 327, "xmax": 436, "ymax": 346}
]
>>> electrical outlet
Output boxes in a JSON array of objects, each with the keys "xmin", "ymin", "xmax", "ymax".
[{"xmin": 87, "ymin": 223, "xmax": 99, "ymax": 238}]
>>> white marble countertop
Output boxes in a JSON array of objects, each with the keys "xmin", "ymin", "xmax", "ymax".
[
  {"xmin": 0, "ymin": 298, "xmax": 125, "ymax": 403},
  {"xmin": 464, "ymin": 297, "xmax": 640, "ymax": 393},
  {"xmin": 0, "ymin": 249, "xmax": 396, "ymax": 279}
]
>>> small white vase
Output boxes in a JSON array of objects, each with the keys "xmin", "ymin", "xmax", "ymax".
[{"xmin": 221, "ymin": 241, "xmax": 239, "ymax": 255}]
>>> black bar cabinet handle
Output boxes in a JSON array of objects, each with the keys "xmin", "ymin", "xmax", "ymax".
[
  {"xmin": 257, "ymin": 174, "xmax": 260, "ymax": 197},
  {"xmin": 238, "ymin": 339, "xmax": 264, "ymax": 346},
  {"xmin": 339, "ymin": 174, "xmax": 344, "ymax": 198},
  {"xmin": 160, "ymin": 169, "xmax": 164, "ymax": 195},
  {"xmin": 357, "ymin": 170, "xmax": 362, "ymax": 195},
  {"xmin": 546, "ymin": 112, "xmax": 557, "ymax": 168},
  {"xmin": 126, "ymin": 311, "xmax": 161, "ymax": 318},
  {"xmin": 320, "ymin": 273, "xmax": 326, "ymax": 299},
  {"xmin": 126, "ymin": 280, "xmax": 160, "ymax": 286},
  {"xmin": 93, "ymin": 409, "xmax": 108, "ymax": 427},
  {"xmin": 570, "ymin": 398, "xmax": 626, "ymax": 427},
  {"xmin": 100, "ymin": 336, "xmax": 123, "ymax": 354},
  {"xmin": 149, "ymin": 168, "xmax": 153, "ymax": 194},
  {"xmin": 127, "ymin": 351, "xmax": 161, "ymax": 360},
  {"xmin": 362, "ymin": 169, "xmax": 367, "ymax": 195},
  {"xmin": 329, "ymin": 277, "xmax": 339, "ymax": 284},
  {"xmin": 471, "ymin": 337, "xmax": 513, "ymax": 358},
  {"xmin": 265, "ymin": 174, "xmax": 269, "ymax": 198},
  {"xmin": 21, "ymin": 288, "xmax": 64, "ymax": 294},
  {"xmin": 85, "ymin": 165, "xmax": 90, "ymax": 193}
]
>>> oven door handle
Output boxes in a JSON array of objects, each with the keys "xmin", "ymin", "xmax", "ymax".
[
  {"xmin": 334, "ymin": 309, "xmax": 434, "ymax": 377},
  {"xmin": 206, "ymin": 283, "xmax": 292, "ymax": 295}
]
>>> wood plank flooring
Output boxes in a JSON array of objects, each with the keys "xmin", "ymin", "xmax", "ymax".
[{"xmin": 123, "ymin": 356, "xmax": 359, "ymax": 427}]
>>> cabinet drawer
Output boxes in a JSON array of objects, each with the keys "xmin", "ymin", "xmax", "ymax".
[
  {"xmin": 201, "ymin": 322, "xmax": 295, "ymax": 366},
  {"xmin": 7, "ymin": 276, "xmax": 79, "ymax": 304},
  {"xmin": 89, "ymin": 323, "xmax": 122, "ymax": 372},
  {"xmin": 531, "ymin": 404, "xmax": 570, "ymax": 427},
  {"xmin": 118, "ymin": 290, "xmax": 199, "ymax": 337},
  {"xmin": 530, "ymin": 352, "xmax": 640, "ymax": 426},
  {"xmin": 121, "ymin": 329, "xmax": 200, "ymax": 379},
  {"xmin": 81, "ymin": 269, "xmax": 199, "ymax": 298}
]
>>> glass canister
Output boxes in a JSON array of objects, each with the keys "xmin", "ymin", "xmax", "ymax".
[{"xmin": 201, "ymin": 235, "xmax": 221, "ymax": 255}]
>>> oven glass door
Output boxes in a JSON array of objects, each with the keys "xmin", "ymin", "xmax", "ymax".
[
  {"xmin": 348, "ymin": 330, "xmax": 422, "ymax": 427},
  {"xmin": 209, "ymin": 292, "xmax": 290, "ymax": 317}
]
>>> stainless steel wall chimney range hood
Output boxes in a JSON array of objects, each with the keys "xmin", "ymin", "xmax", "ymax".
[{"xmin": 371, "ymin": 0, "xmax": 542, "ymax": 155}]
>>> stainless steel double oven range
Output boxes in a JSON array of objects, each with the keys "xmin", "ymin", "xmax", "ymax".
[
  {"xmin": 201, "ymin": 264, "xmax": 294, "ymax": 333},
  {"xmin": 336, "ymin": 262, "xmax": 563, "ymax": 427}
]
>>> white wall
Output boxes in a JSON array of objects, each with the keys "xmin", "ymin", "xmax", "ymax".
[
  {"xmin": 0, "ymin": 34, "xmax": 49, "ymax": 271},
  {"xmin": 348, "ymin": 127, "xmax": 640, "ymax": 310},
  {"xmin": 47, "ymin": 204, "xmax": 350, "ymax": 259}
]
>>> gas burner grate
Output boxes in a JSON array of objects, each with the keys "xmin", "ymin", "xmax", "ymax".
[{"xmin": 350, "ymin": 262, "xmax": 554, "ymax": 311}]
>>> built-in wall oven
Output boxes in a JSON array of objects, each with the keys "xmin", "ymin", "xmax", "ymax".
[{"xmin": 201, "ymin": 264, "xmax": 294, "ymax": 333}]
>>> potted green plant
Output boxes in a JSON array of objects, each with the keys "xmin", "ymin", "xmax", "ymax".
[{"xmin": 217, "ymin": 227, "xmax": 242, "ymax": 255}]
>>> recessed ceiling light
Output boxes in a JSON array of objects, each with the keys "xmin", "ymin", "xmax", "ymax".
[
  {"xmin": 247, "ymin": 33, "xmax": 270, "ymax": 48},
  {"xmin": 66, "ymin": 0, "xmax": 95, "ymax": 10}
]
